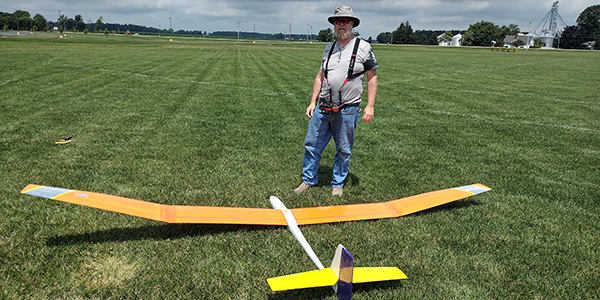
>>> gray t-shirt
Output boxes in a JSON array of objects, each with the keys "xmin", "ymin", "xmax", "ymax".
[{"xmin": 320, "ymin": 38, "xmax": 378, "ymax": 106}]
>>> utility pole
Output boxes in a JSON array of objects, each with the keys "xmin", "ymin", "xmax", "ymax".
[
  {"xmin": 289, "ymin": 23, "xmax": 291, "ymax": 42},
  {"xmin": 527, "ymin": 21, "xmax": 531, "ymax": 50},
  {"xmin": 306, "ymin": 24, "xmax": 309, "ymax": 42}
]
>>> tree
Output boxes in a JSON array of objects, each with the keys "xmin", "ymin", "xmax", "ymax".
[
  {"xmin": 58, "ymin": 13, "xmax": 68, "ymax": 33},
  {"xmin": 392, "ymin": 21, "xmax": 416, "ymax": 44},
  {"xmin": 428, "ymin": 33, "xmax": 439, "ymax": 45},
  {"xmin": 18, "ymin": 15, "xmax": 33, "ymax": 31},
  {"xmin": 559, "ymin": 25, "xmax": 588, "ymax": 49},
  {"xmin": 95, "ymin": 16, "xmax": 103, "ymax": 33},
  {"xmin": 404, "ymin": 21, "xmax": 417, "ymax": 44},
  {"xmin": 75, "ymin": 15, "xmax": 86, "ymax": 32},
  {"xmin": 439, "ymin": 31, "xmax": 453, "ymax": 45},
  {"xmin": 392, "ymin": 22, "xmax": 404, "ymax": 44},
  {"xmin": 532, "ymin": 38, "xmax": 545, "ymax": 48},
  {"xmin": 499, "ymin": 24, "xmax": 520, "ymax": 37},
  {"xmin": 317, "ymin": 28, "xmax": 333, "ymax": 42},
  {"xmin": 14, "ymin": 10, "xmax": 31, "ymax": 30},
  {"xmin": 512, "ymin": 39, "xmax": 525, "ymax": 48},
  {"xmin": 419, "ymin": 33, "xmax": 428, "ymax": 45},
  {"xmin": 462, "ymin": 21, "xmax": 504, "ymax": 46},
  {"xmin": 33, "ymin": 14, "xmax": 47, "ymax": 31},
  {"xmin": 376, "ymin": 32, "xmax": 392, "ymax": 44},
  {"xmin": 577, "ymin": 4, "xmax": 600, "ymax": 42},
  {"xmin": 65, "ymin": 17, "xmax": 75, "ymax": 31}
]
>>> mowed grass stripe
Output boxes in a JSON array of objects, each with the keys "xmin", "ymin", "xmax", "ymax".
[{"xmin": 1, "ymin": 36, "xmax": 599, "ymax": 299}]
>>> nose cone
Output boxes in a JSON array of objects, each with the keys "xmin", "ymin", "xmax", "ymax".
[{"xmin": 270, "ymin": 196, "xmax": 287, "ymax": 210}]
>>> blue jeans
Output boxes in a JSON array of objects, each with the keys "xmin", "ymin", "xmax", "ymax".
[{"xmin": 302, "ymin": 106, "xmax": 361, "ymax": 188}]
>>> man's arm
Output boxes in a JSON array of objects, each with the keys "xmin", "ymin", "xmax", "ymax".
[
  {"xmin": 306, "ymin": 69, "xmax": 324, "ymax": 119},
  {"xmin": 362, "ymin": 69, "xmax": 377, "ymax": 123}
]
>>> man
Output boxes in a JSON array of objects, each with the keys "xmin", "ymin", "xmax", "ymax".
[{"xmin": 295, "ymin": 6, "xmax": 378, "ymax": 196}]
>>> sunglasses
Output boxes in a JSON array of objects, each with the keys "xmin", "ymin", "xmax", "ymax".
[{"xmin": 334, "ymin": 19, "xmax": 351, "ymax": 26}]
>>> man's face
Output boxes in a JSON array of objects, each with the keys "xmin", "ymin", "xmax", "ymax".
[{"xmin": 334, "ymin": 18, "xmax": 353, "ymax": 41}]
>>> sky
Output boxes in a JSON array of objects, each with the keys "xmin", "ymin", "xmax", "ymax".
[{"xmin": 3, "ymin": 0, "xmax": 598, "ymax": 39}]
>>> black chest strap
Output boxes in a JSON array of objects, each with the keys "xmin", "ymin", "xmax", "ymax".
[
  {"xmin": 324, "ymin": 38, "xmax": 364, "ymax": 82},
  {"xmin": 319, "ymin": 38, "xmax": 365, "ymax": 112}
]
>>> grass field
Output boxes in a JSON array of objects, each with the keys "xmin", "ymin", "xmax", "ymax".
[{"xmin": 1, "ymin": 33, "xmax": 599, "ymax": 299}]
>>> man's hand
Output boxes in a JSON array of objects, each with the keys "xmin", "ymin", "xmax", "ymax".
[
  {"xmin": 362, "ymin": 106, "xmax": 374, "ymax": 123},
  {"xmin": 306, "ymin": 102, "xmax": 316, "ymax": 119}
]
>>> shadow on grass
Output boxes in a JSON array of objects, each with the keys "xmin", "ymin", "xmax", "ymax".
[
  {"xmin": 46, "ymin": 199, "xmax": 479, "ymax": 247},
  {"xmin": 46, "ymin": 223, "xmax": 275, "ymax": 247},
  {"xmin": 315, "ymin": 165, "xmax": 360, "ymax": 187},
  {"xmin": 412, "ymin": 198, "xmax": 482, "ymax": 217},
  {"xmin": 267, "ymin": 280, "xmax": 404, "ymax": 300}
]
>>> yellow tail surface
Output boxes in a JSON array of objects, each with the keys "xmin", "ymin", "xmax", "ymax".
[
  {"xmin": 267, "ymin": 266, "xmax": 407, "ymax": 291},
  {"xmin": 353, "ymin": 267, "xmax": 407, "ymax": 283},
  {"xmin": 267, "ymin": 268, "xmax": 338, "ymax": 291}
]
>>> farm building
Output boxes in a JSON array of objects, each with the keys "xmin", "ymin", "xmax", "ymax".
[
  {"xmin": 503, "ymin": 34, "xmax": 535, "ymax": 48},
  {"xmin": 438, "ymin": 33, "xmax": 462, "ymax": 46}
]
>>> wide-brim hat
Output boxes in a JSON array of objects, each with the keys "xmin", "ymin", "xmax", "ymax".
[{"xmin": 328, "ymin": 6, "xmax": 360, "ymax": 28}]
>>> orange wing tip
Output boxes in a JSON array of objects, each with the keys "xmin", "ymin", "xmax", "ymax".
[{"xmin": 20, "ymin": 184, "xmax": 44, "ymax": 194}]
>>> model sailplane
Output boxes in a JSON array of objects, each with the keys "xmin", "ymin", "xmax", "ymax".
[{"xmin": 21, "ymin": 183, "xmax": 490, "ymax": 299}]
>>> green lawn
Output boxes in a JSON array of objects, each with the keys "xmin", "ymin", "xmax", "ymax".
[{"xmin": 1, "ymin": 34, "xmax": 599, "ymax": 299}]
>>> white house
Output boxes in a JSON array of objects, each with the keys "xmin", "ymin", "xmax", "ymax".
[
  {"xmin": 439, "ymin": 33, "xmax": 462, "ymax": 46},
  {"xmin": 438, "ymin": 33, "xmax": 450, "ymax": 46},
  {"xmin": 451, "ymin": 33, "xmax": 462, "ymax": 46},
  {"xmin": 503, "ymin": 34, "xmax": 534, "ymax": 48}
]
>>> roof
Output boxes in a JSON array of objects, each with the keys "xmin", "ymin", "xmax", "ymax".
[{"xmin": 504, "ymin": 34, "xmax": 533, "ymax": 44}]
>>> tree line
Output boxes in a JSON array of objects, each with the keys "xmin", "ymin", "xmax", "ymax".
[
  {"xmin": 560, "ymin": 4, "xmax": 600, "ymax": 49},
  {"xmin": 2, "ymin": 6, "xmax": 598, "ymax": 49},
  {"xmin": 0, "ymin": 10, "xmax": 315, "ymax": 40},
  {"xmin": 318, "ymin": 4, "xmax": 598, "ymax": 49}
]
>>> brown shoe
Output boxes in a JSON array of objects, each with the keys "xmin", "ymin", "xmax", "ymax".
[
  {"xmin": 294, "ymin": 182, "xmax": 312, "ymax": 194},
  {"xmin": 332, "ymin": 187, "xmax": 343, "ymax": 196}
]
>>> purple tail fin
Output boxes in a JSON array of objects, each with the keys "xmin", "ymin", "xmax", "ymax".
[{"xmin": 335, "ymin": 247, "xmax": 354, "ymax": 300}]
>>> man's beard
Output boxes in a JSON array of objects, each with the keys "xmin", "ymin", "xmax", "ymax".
[{"xmin": 335, "ymin": 30, "xmax": 352, "ymax": 41}]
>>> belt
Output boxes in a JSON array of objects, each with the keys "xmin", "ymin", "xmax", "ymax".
[{"xmin": 319, "ymin": 103, "xmax": 359, "ymax": 113}]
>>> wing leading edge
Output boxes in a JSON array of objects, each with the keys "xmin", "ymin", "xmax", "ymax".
[
  {"xmin": 21, "ymin": 183, "xmax": 490, "ymax": 226},
  {"xmin": 20, "ymin": 184, "xmax": 287, "ymax": 225},
  {"xmin": 292, "ymin": 184, "xmax": 491, "ymax": 225}
]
